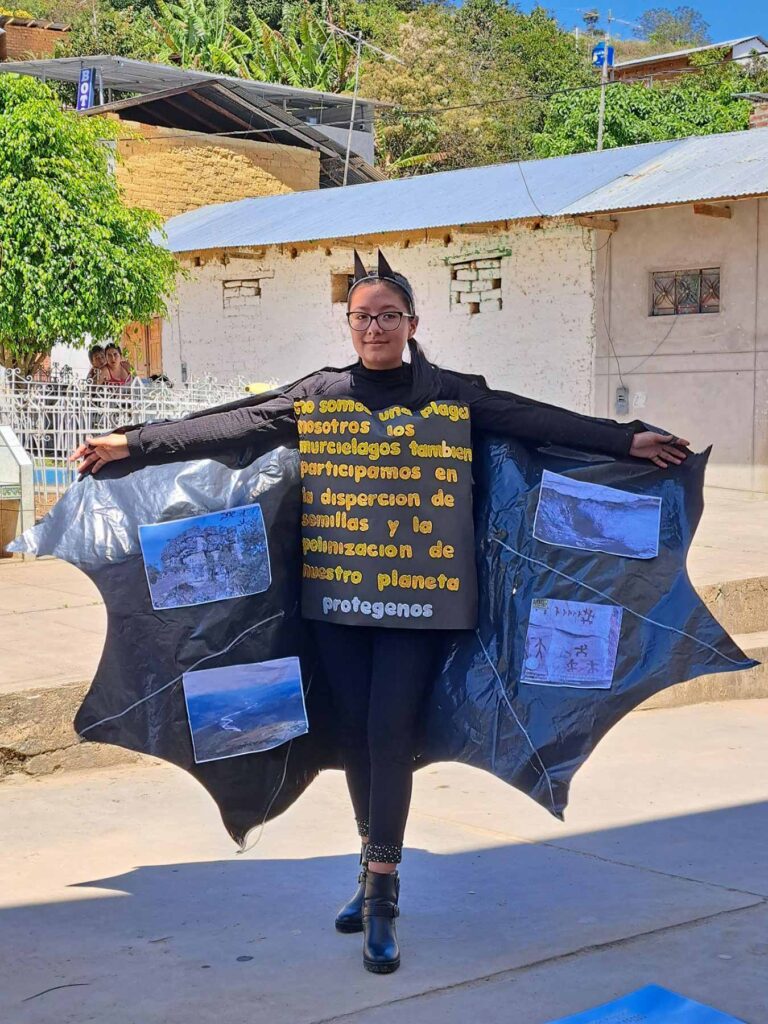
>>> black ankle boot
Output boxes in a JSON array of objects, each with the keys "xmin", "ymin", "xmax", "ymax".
[
  {"xmin": 362, "ymin": 870, "xmax": 400, "ymax": 974},
  {"xmin": 335, "ymin": 843, "xmax": 368, "ymax": 934}
]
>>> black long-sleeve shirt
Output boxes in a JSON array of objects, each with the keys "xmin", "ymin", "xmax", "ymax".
[{"xmin": 126, "ymin": 361, "xmax": 644, "ymax": 462}]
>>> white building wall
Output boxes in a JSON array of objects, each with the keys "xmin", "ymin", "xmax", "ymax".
[
  {"xmin": 315, "ymin": 125, "xmax": 375, "ymax": 165},
  {"xmin": 594, "ymin": 199, "xmax": 768, "ymax": 492},
  {"xmin": 164, "ymin": 221, "xmax": 598, "ymax": 414},
  {"xmin": 50, "ymin": 342, "xmax": 91, "ymax": 376}
]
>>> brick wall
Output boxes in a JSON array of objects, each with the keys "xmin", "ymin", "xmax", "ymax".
[
  {"xmin": 2, "ymin": 22, "xmax": 66, "ymax": 59},
  {"xmin": 450, "ymin": 257, "xmax": 503, "ymax": 315},
  {"xmin": 114, "ymin": 120, "xmax": 320, "ymax": 219},
  {"xmin": 750, "ymin": 102, "xmax": 768, "ymax": 130},
  {"xmin": 223, "ymin": 273, "xmax": 274, "ymax": 317},
  {"xmin": 612, "ymin": 54, "xmax": 690, "ymax": 83}
]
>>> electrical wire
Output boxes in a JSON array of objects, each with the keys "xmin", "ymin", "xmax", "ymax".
[
  {"xmin": 515, "ymin": 157, "xmax": 544, "ymax": 217},
  {"xmin": 96, "ymin": 47, "xmax": 767, "ymax": 144},
  {"xmin": 580, "ymin": 226, "xmax": 613, "ymax": 253},
  {"xmin": 600, "ymin": 234, "xmax": 625, "ymax": 387},
  {"xmin": 599, "ymin": 234, "xmax": 679, "ymax": 387},
  {"xmin": 397, "ymin": 49, "xmax": 768, "ymax": 118},
  {"xmin": 620, "ymin": 318, "xmax": 679, "ymax": 377}
]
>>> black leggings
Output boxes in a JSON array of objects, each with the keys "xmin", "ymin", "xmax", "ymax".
[{"xmin": 311, "ymin": 622, "xmax": 443, "ymax": 864}]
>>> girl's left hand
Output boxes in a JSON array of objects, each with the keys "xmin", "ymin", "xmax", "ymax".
[{"xmin": 629, "ymin": 432, "xmax": 690, "ymax": 468}]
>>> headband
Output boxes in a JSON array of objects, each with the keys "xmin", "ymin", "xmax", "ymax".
[{"xmin": 347, "ymin": 250, "xmax": 416, "ymax": 315}]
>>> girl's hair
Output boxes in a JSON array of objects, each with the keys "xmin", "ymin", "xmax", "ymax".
[
  {"xmin": 104, "ymin": 343, "xmax": 122, "ymax": 355},
  {"xmin": 88, "ymin": 344, "xmax": 104, "ymax": 359}
]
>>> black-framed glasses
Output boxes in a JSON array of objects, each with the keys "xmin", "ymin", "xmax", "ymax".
[{"xmin": 346, "ymin": 311, "xmax": 415, "ymax": 332}]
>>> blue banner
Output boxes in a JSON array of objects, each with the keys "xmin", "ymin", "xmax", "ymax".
[
  {"xmin": 76, "ymin": 67, "xmax": 95, "ymax": 111},
  {"xmin": 591, "ymin": 42, "xmax": 615, "ymax": 68}
]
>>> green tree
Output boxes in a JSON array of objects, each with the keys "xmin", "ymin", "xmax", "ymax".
[
  {"xmin": 362, "ymin": 2, "xmax": 592, "ymax": 175},
  {"xmin": 229, "ymin": 0, "xmax": 284, "ymax": 30},
  {"xmin": 634, "ymin": 6, "xmax": 710, "ymax": 49},
  {"xmin": 38, "ymin": 0, "xmax": 162, "ymax": 60},
  {"xmin": 533, "ymin": 50, "xmax": 768, "ymax": 157},
  {"xmin": 233, "ymin": 3, "xmax": 356, "ymax": 90},
  {"xmin": 0, "ymin": 76, "xmax": 177, "ymax": 374},
  {"xmin": 148, "ymin": 0, "xmax": 247, "ymax": 70},
  {"xmin": 143, "ymin": 0, "xmax": 356, "ymax": 90}
]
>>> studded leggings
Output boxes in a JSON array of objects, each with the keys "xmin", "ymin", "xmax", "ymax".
[{"xmin": 311, "ymin": 622, "xmax": 443, "ymax": 864}]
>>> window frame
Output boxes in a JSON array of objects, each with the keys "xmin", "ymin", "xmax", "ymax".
[
  {"xmin": 331, "ymin": 272, "xmax": 355, "ymax": 305},
  {"xmin": 649, "ymin": 267, "xmax": 721, "ymax": 317}
]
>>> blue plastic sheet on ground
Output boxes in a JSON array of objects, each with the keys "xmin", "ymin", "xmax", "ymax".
[{"xmin": 544, "ymin": 984, "xmax": 746, "ymax": 1024}]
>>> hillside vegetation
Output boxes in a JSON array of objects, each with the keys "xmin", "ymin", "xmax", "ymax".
[{"xmin": 27, "ymin": 0, "xmax": 768, "ymax": 171}]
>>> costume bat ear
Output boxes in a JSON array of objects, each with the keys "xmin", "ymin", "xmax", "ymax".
[
  {"xmin": 353, "ymin": 250, "xmax": 368, "ymax": 282},
  {"xmin": 377, "ymin": 250, "xmax": 395, "ymax": 279}
]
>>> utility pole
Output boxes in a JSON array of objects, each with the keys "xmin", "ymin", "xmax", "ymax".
[
  {"xmin": 593, "ymin": 10, "xmax": 640, "ymax": 151},
  {"xmin": 596, "ymin": 9, "xmax": 611, "ymax": 152},
  {"xmin": 343, "ymin": 31, "xmax": 363, "ymax": 187},
  {"xmin": 326, "ymin": 22, "xmax": 405, "ymax": 187}
]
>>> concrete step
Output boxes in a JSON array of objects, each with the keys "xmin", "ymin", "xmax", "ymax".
[
  {"xmin": 697, "ymin": 576, "xmax": 768, "ymax": 635},
  {"xmin": 0, "ymin": 679, "xmax": 142, "ymax": 779},
  {"xmin": 639, "ymin": 631, "xmax": 767, "ymax": 710}
]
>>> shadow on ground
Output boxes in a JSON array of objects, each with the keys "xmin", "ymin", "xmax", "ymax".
[{"xmin": 2, "ymin": 801, "xmax": 766, "ymax": 1024}]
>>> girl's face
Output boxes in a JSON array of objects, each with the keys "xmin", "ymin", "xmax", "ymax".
[
  {"xmin": 347, "ymin": 282, "xmax": 418, "ymax": 371},
  {"xmin": 91, "ymin": 350, "xmax": 106, "ymax": 369},
  {"xmin": 106, "ymin": 348, "xmax": 121, "ymax": 367}
]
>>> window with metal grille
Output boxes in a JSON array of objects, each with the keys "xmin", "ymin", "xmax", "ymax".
[{"xmin": 650, "ymin": 268, "xmax": 720, "ymax": 316}]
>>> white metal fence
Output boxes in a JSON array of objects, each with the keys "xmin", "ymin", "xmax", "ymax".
[{"xmin": 0, "ymin": 369, "xmax": 254, "ymax": 511}]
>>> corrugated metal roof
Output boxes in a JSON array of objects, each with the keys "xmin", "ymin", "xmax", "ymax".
[
  {"xmin": 614, "ymin": 35, "xmax": 768, "ymax": 68},
  {"xmin": 0, "ymin": 53, "xmax": 381, "ymax": 170},
  {"xmin": 0, "ymin": 54, "xmax": 384, "ymax": 112},
  {"xmin": 161, "ymin": 128, "xmax": 768, "ymax": 253},
  {"xmin": 562, "ymin": 128, "xmax": 768, "ymax": 214}
]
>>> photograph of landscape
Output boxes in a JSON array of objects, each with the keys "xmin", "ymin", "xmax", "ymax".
[
  {"xmin": 533, "ymin": 471, "xmax": 662, "ymax": 559},
  {"xmin": 182, "ymin": 657, "xmax": 308, "ymax": 763},
  {"xmin": 138, "ymin": 503, "xmax": 271, "ymax": 609}
]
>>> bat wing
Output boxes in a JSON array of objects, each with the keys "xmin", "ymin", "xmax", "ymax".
[{"xmin": 424, "ymin": 439, "xmax": 757, "ymax": 818}]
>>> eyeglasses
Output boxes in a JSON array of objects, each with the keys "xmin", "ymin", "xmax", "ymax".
[{"xmin": 346, "ymin": 311, "xmax": 415, "ymax": 332}]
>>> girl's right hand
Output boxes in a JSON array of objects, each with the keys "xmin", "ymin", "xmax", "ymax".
[{"xmin": 70, "ymin": 434, "xmax": 130, "ymax": 476}]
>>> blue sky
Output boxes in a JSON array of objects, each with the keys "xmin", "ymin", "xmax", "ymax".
[{"xmin": 517, "ymin": 2, "xmax": 765, "ymax": 44}]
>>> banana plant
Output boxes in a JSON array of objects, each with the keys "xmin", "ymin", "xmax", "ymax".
[
  {"xmin": 150, "ymin": 0, "xmax": 250, "ymax": 72},
  {"xmin": 150, "ymin": 0, "xmax": 357, "ymax": 91},
  {"xmin": 237, "ymin": 5, "xmax": 356, "ymax": 91}
]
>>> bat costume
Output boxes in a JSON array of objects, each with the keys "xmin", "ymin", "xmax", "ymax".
[{"xmin": 10, "ymin": 253, "xmax": 757, "ymax": 974}]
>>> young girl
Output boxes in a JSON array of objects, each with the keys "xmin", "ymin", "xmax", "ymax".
[
  {"xmin": 73, "ymin": 253, "xmax": 687, "ymax": 974},
  {"xmin": 98, "ymin": 343, "xmax": 132, "ymax": 387}
]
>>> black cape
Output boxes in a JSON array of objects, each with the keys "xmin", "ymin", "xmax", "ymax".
[{"xmin": 10, "ymin": 370, "xmax": 757, "ymax": 847}]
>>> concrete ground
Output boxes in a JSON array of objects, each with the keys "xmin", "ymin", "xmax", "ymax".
[
  {"xmin": 685, "ymin": 487, "xmax": 768, "ymax": 587},
  {"xmin": 2, "ymin": 700, "xmax": 767, "ymax": 1024},
  {"xmin": 0, "ymin": 557, "xmax": 105, "ymax": 692}
]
